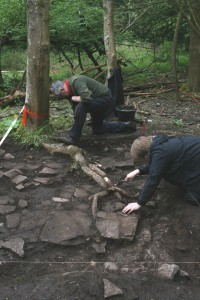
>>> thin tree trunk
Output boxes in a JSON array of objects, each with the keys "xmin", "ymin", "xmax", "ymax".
[
  {"xmin": 172, "ymin": 2, "xmax": 183, "ymax": 102},
  {"xmin": 186, "ymin": 0, "xmax": 200, "ymax": 91},
  {"xmin": 103, "ymin": 0, "xmax": 117, "ymax": 78},
  {"xmin": 0, "ymin": 45, "xmax": 3, "ymax": 85}
]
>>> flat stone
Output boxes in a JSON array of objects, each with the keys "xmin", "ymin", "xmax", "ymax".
[
  {"xmin": 103, "ymin": 278, "xmax": 123, "ymax": 298},
  {"xmin": 0, "ymin": 205, "xmax": 16, "ymax": 215},
  {"xmin": 11, "ymin": 175, "xmax": 27, "ymax": 185},
  {"xmin": 4, "ymin": 169, "xmax": 22, "ymax": 179},
  {"xmin": 74, "ymin": 188, "xmax": 89, "ymax": 199},
  {"xmin": 6, "ymin": 213, "xmax": 20, "ymax": 228},
  {"xmin": 96, "ymin": 211, "xmax": 138, "ymax": 240},
  {"xmin": 0, "ymin": 196, "xmax": 12, "ymax": 205},
  {"xmin": 46, "ymin": 162, "xmax": 65, "ymax": 169},
  {"xmin": 40, "ymin": 210, "xmax": 93, "ymax": 245},
  {"xmin": 2, "ymin": 237, "xmax": 25, "ymax": 257},
  {"xmin": 15, "ymin": 184, "xmax": 25, "ymax": 191},
  {"xmin": 33, "ymin": 177, "xmax": 51, "ymax": 184},
  {"xmin": 39, "ymin": 167, "xmax": 57, "ymax": 175},
  {"xmin": 18, "ymin": 199, "xmax": 28, "ymax": 209}
]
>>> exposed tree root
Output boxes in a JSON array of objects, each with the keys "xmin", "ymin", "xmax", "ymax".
[{"xmin": 42, "ymin": 142, "xmax": 136, "ymax": 218}]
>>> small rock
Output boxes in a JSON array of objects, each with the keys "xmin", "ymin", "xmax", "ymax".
[
  {"xmin": 4, "ymin": 169, "xmax": 22, "ymax": 179},
  {"xmin": 2, "ymin": 237, "xmax": 25, "ymax": 257},
  {"xmin": 92, "ymin": 242, "xmax": 107, "ymax": 254},
  {"xmin": 103, "ymin": 278, "xmax": 123, "ymax": 298},
  {"xmin": 6, "ymin": 213, "xmax": 20, "ymax": 228},
  {"xmin": 0, "ymin": 149, "xmax": 6, "ymax": 158},
  {"xmin": 114, "ymin": 202, "xmax": 124, "ymax": 211},
  {"xmin": 11, "ymin": 175, "xmax": 27, "ymax": 185},
  {"xmin": 16, "ymin": 184, "xmax": 25, "ymax": 191},
  {"xmin": 157, "ymin": 264, "xmax": 179, "ymax": 280},
  {"xmin": 4, "ymin": 153, "xmax": 14, "ymax": 160},
  {"xmin": 74, "ymin": 188, "xmax": 89, "ymax": 199},
  {"xmin": 18, "ymin": 199, "xmax": 28, "ymax": 209},
  {"xmin": 104, "ymin": 262, "xmax": 119, "ymax": 272},
  {"xmin": 179, "ymin": 269, "xmax": 190, "ymax": 278},
  {"xmin": 52, "ymin": 197, "xmax": 69, "ymax": 203},
  {"xmin": 33, "ymin": 177, "xmax": 51, "ymax": 184},
  {"xmin": 121, "ymin": 267, "xmax": 129, "ymax": 274}
]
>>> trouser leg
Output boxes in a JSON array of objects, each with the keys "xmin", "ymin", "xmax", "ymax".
[
  {"xmin": 89, "ymin": 95, "xmax": 135, "ymax": 134},
  {"xmin": 69, "ymin": 102, "xmax": 88, "ymax": 141}
]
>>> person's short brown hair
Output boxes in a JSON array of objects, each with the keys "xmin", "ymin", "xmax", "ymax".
[{"xmin": 130, "ymin": 136, "xmax": 152, "ymax": 163}]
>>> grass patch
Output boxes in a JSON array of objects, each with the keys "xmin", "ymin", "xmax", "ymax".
[{"xmin": 13, "ymin": 123, "xmax": 54, "ymax": 148}]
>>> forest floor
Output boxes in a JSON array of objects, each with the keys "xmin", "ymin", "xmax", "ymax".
[{"xmin": 0, "ymin": 77, "xmax": 200, "ymax": 300}]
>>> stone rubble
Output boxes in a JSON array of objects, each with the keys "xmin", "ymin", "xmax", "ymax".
[{"xmin": 0, "ymin": 145, "xmax": 191, "ymax": 288}]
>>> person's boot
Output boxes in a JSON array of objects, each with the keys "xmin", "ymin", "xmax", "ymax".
[{"xmin": 124, "ymin": 121, "xmax": 137, "ymax": 132}]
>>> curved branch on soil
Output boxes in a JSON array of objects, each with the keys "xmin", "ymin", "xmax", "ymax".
[
  {"xmin": 88, "ymin": 191, "xmax": 108, "ymax": 218},
  {"xmin": 42, "ymin": 143, "xmax": 133, "ymax": 217}
]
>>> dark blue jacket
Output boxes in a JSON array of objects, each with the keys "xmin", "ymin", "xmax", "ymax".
[{"xmin": 137, "ymin": 135, "xmax": 200, "ymax": 205}]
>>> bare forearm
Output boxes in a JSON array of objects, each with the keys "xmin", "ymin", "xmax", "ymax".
[{"xmin": 71, "ymin": 96, "xmax": 81, "ymax": 102}]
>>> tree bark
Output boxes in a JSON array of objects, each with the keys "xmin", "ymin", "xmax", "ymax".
[
  {"xmin": 172, "ymin": 2, "xmax": 183, "ymax": 102},
  {"xmin": 187, "ymin": 0, "xmax": 200, "ymax": 92},
  {"xmin": 26, "ymin": 0, "xmax": 50, "ymax": 128},
  {"xmin": 103, "ymin": 0, "xmax": 117, "ymax": 78},
  {"xmin": 0, "ymin": 44, "xmax": 3, "ymax": 85}
]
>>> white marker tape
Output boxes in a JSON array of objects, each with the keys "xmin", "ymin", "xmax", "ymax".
[{"xmin": 0, "ymin": 105, "xmax": 24, "ymax": 147}]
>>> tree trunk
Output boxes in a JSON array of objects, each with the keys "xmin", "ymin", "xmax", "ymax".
[
  {"xmin": 26, "ymin": 0, "xmax": 50, "ymax": 128},
  {"xmin": 103, "ymin": 0, "xmax": 117, "ymax": 78},
  {"xmin": 187, "ymin": 0, "xmax": 200, "ymax": 92},
  {"xmin": 172, "ymin": 2, "xmax": 183, "ymax": 102},
  {"xmin": 0, "ymin": 44, "xmax": 3, "ymax": 85}
]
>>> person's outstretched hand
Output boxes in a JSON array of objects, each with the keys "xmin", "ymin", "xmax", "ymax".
[
  {"xmin": 122, "ymin": 202, "xmax": 141, "ymax": 214},
  {"xmin": 125, "ymin": 169, "xmax": 140, "ymax": 181}
]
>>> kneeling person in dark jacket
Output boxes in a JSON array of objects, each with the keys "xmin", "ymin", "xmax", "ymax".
[
  {"xmin": 51, "ymin": 75, "xmax": 136, "ymax": 145},
  {"xmin": 122, "ymin": 135, "xmax": 200, "ymax": 214}
]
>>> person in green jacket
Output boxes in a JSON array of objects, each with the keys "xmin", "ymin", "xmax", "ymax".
[{"xmin": 51, "ymin": 75, "xmax": 136, "ymax": 145}]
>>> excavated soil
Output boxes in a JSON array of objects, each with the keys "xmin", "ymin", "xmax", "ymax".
[{"xmin": 0, "ymin": 84, "xmax": 200, "ymax": 300}]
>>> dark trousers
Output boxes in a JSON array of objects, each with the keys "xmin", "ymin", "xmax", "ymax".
[
  {"xmin": 69, "ymin": 95, "xmax": 128, "ymax": 141},
  {"xmin": 184, "ymin": 190, "xmax": 200, "ymax": 206}
]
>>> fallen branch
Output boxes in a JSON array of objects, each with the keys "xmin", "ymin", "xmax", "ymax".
[
  {"xmin": 125, "ymin": 88, "xmax": 174, "ymax": 97},
  {"xmin": 88, "ymin": 191, "xmax": 108, "ymax": 218},
  {"xmin": 0, "ymin": 90, "xmax": 25, "ymax": 107}
]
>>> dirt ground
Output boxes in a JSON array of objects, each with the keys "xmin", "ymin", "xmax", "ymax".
[{"xmin": 0, "ymin": 83, "xmax": 200, "ymax": 300}]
